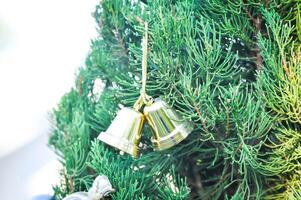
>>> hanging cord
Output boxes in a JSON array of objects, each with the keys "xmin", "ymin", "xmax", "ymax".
[{"xmin": 134, "ymin": 22, "xmax": 153, "ymax": 111}]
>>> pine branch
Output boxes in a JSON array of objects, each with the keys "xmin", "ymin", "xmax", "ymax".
[
  {"xmin": 49, "ymin": 1, "xmax": 301, "ymax": 200},
  {"xmin": 243, "ymin": 2, "xmax": 263, "ymax": 70}
]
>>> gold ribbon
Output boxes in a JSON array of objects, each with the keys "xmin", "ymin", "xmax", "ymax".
[{"xmin": 134, "ymin": 22, "xmax": 153, "ymax": 111}]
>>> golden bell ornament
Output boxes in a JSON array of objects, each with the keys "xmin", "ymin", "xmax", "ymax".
[
  {"xmin": 97, "ymin": 107, "xmax": 144, "ymax": 158},
  {"xmin": 144, "ymin": 98, "xmax": 194, "ymax": 151},
  {"xmin": 98, "ymin": 23, "xmax": 193, "ymax": 157}
]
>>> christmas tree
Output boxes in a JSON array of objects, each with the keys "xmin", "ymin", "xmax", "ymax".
[{"xmin": 49, "ymin": 0, "xmax": 301, "ymax": 199}]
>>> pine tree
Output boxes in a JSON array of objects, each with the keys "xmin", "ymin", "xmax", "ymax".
[{"xmin": 48, "ymin": 0, "xmax": 301, "ymax": 199}]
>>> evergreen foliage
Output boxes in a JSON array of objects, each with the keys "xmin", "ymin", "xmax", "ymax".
[{"xmin": 49, "ymin": 0, "xmax": 301, "ymax": 199}]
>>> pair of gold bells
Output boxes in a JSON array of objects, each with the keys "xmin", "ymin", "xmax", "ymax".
[
  {"xmin": 97, "ymin": 22, "xmax": 193, "ymax": 157},
  {"xmin": 97, "ymin": 97, "xmax": 194, "ymax": 157}
]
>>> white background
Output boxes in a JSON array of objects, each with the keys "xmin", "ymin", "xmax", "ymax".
[{"xmin": 0, "ymin": 0, "xmax": 98, "ymax": 199}]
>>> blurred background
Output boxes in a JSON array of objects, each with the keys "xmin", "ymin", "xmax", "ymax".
[{"xmin": 0, "ymin": 0, "xmax": 98, "ymax": 199}]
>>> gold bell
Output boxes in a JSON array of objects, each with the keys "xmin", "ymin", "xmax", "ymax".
[
  {"xmin": 143, "ymin": 98, "xmax": 194, "ymax": 151},
  {"xmin": 97, "ymin": 107, "xmax": 144, "ymax": 157}
]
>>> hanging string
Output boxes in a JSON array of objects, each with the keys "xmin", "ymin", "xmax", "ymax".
[
  {"xmin": 134, "ymin": 22, "xmax": 153, "ymax": 111},
  {"xmin": 141, "ymin": 22, "xmax": 148, "ymax": 102}
]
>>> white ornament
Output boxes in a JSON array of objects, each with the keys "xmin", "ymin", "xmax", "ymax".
[
  {"xmin": 62, "ymin": 175, "xmax": 115, "ymax": 200},
  {"xmin": 92, "ymin": 78, "xmax": 105, "ymax": 101},
  {"xmin": 88, "ymin": 175, "xmax": 115, "ymax": 200}
]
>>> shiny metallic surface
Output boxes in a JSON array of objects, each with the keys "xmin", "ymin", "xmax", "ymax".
[
  {"xmin": 144, "ymin": 98, "xmax": 194, "ymax": 151},
  {"xmin": 97, "ymin": 107, "xmax": 144, "ymax": 157}
]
